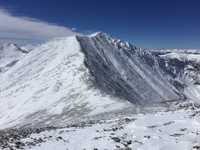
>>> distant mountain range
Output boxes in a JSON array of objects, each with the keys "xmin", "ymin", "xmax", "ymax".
[{"xmin": 0, "ymin": 32, "xmax": 200, "ymax": 129}]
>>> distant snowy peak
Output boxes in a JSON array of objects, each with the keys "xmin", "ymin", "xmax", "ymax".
[
  {"xmin": 159, "ymin": 52, "xmax": 200, "ymax": 62},
  {"xmin": 0, "ymin": 43, "xmax": 27, "ymax": 68},
  {"xmin": 0, "ymin": 43, "xmax": 20, "ymax": 52},
  {"xmin": 0, "ymin": 42, "xmax": 37, "ymax": 69},
  {"xmin": 152, "ymin": 49, "xmax": 200, "ymax": 54}
]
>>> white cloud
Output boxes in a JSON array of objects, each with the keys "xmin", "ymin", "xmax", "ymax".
[
  {"xmin": 0, "ymin": 8, "xmax": 83, "ymax": 44},
  {"xmin": 71, "ymin": 28, "xmax": 76, "ymax": 31}
]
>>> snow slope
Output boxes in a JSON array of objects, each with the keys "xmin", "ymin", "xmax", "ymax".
[
  {"xmin": 0, "ymin": 36, "xmax": 130, "ymax": 129},
  {"xmin": 24, "ymin": 105, "xmax": 200, "ymax": 150},
  {"xmin": 1, "ymin": 100, "xmax": 200, "ymax": 150},
  {"xmin": 0, "ymin": 32, "xmax": 200, "ymax": 129}
]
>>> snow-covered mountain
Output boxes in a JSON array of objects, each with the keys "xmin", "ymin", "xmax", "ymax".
[
  {"xmin": 0, "ymin": 32, "xmax": 200, "ymax": 129},
  {"xmin": 77, "ymin": 33, "xmax": 180, "ymax": 104},
  {"xmin": 0, "ymin": 43, "xmax": 25, "ymax": 72},
  {"xmin": 152, "ymin": 49, "xmax": 200, "ymax": 104},
  {"xmin": 0, "ymin": 34, "xmax": 130, "ymax": 129}
]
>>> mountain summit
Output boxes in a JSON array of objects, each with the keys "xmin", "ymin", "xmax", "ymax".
[{"xmin": 0, "ymin": 32, "xmax": 200, "ymax": 128}]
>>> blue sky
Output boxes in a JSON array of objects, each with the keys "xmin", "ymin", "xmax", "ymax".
[{"xmin": 0, "ymin": 0, "xmax": 200, "ymax": 49}]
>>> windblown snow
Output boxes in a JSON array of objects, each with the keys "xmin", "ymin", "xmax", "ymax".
[{"xmin": 0, "ymin": 36, "xmax": 130, "ymax": 129}]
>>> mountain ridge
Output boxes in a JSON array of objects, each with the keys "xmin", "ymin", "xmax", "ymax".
[
  {"xmin": 0, "ymin": 32, "xmax": 200, "ymax": 129},
  {"xmin": 0, "ymin": 34, "xmax": 130, "ymax": 129}
]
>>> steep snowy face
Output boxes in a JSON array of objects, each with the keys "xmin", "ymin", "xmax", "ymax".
[
  {"xmin": 0, "ymin": 36, "xmax": 129, "ymax": 129},
  {"xmin": 77, "ymin": 33, "xmax": 179, "ymax": 104}
]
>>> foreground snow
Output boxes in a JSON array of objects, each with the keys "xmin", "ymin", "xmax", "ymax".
[{"xmin": 1, "ymin": 100, "xmax": 200, "ymax": 150}]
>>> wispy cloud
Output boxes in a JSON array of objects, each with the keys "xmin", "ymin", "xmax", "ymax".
[{"xmin": 0, "ymin": 8, "xmax": 83, "ymax": 44}]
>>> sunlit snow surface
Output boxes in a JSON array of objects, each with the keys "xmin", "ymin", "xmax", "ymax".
[
  {"xmin": 0, "ymin": 36, "xmax": 130, "ymax": 129},
  {"xmin": 9, "ymin": 101, "xmax": 200, "ymax": 150}
]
